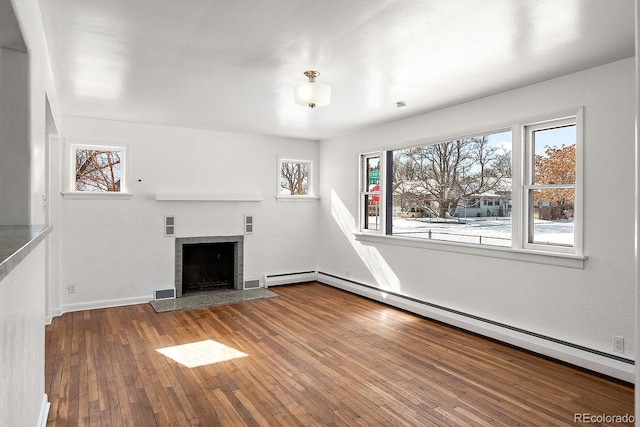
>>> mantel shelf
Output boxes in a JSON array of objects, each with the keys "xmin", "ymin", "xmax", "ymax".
[{"xmin": 154, "ymin": 193, "xmax": 263, "ymax": 202}]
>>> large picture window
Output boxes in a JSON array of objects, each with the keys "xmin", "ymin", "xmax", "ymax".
[
  {"xmin": 359, "ymin": 111, "xmax": 581, "ymax": 257},
  {"xmin": 390, "ymin": 130, "xmax": 512, "ymax": 246}
]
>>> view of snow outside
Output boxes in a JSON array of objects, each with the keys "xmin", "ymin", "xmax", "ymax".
[
  {"xmin": 391, "ymin": 217, "xmax": 574, "ymax": 247},
  {"xmin": 366, "ymin": 125, "xmax": 576, "ymax": 248}
]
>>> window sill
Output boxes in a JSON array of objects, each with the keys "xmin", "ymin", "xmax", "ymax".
[
  {"xmin": 61, "ymin": 192, "xmax": 133, "ymax": 200},
  {"xmin": 275, "ymin": 196, "xmax": 320, "ymax": 201},
  {"xmin": 354, "ymin": 233, "xmax": 586, "ymax": 269}
]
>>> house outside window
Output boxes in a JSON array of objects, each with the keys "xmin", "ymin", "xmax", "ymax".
[{"xmin": 388, "ymin": 129, "xmax": 513, "ymax": 247}]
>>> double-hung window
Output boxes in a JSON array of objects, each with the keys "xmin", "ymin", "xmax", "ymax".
[
  {"xmin": 359, "ymin": 110, "xmax": 582, "ymax": 259},
  {"xmin": 360, "ymin": 154, "xmax": 382, "ymax": 230},
  {"xmin": 524, "ymin": 117, "xmax": 578, "ymax": 252}
]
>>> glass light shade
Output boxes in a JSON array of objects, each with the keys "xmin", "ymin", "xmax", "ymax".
[{"xmin": 294, "ymin": 82, "xmax": 331, "ymax": 107}]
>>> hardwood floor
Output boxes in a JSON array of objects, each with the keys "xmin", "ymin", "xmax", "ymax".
[{"xmin": 46, "ymin": 283, "xmax": 633, "ymax": 426}]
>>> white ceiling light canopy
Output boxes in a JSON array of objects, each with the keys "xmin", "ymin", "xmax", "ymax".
[{"xmin": 294, "ymin": 70, "xmax": 331, "ymax": 108}]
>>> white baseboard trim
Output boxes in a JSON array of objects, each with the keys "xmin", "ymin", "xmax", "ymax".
[
  {"xmin": 317, "ymin": 272, "xmax": 635, "ymax": 383},
  {"xmin": 45, "ymin": 309, "xmax": 62, "ymax": 325},
  {"xmin": 61, "ymin": 295, "xmax": 153, "ymax": 314},
  {"xmin": 38, "ymin": 394, "xmax": 50, "ymax": 427},
  {"xmin": 264, "ymin": 271, "xmax": 317, "ymax": 287}
]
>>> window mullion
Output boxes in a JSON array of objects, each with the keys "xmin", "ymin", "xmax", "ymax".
[
  {"xmin": 384, "ymin": 150, "xmax": 393, "ymax": 235},
  {"xmin": 511, "ymin": 124, "xmax": 524, "ymax": 249}
]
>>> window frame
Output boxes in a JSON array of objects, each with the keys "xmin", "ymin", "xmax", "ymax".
[
  {"xmin": 522, "ymin": 114, "xmax": 582, "ymax": 255},
  {"xmin": 359, "ymin": 152, "xmax": 384, "ymax": 232},
  {"xmin": 63, "ymin": 141, "xmax": 132, "ymax": 199},
  {"xmin": 277, "ymin": 158, "xmax": 315, "ymax": 200},
  {"xmin": 357, "ymin": 108, "xmax": 584, "ymax": 266}
]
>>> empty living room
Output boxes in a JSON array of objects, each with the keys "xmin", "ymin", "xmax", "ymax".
[{"xmin": 1, "ymin": 0, "xmax": 639, "ymax": 425}]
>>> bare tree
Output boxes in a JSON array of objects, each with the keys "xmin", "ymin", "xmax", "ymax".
[
  {"xmin": 394, "ymin": 136, "xmax": 509, "ymax": 218},
  {"xmin": 75, "ymin": 149, "xmax": 121, "ymax": 192},
  {"xmin": 280, "ymin": 162, "xmax": 308, "ymax": 195}
]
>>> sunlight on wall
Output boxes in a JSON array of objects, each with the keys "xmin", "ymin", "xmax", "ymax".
[
  {"xmin": 156, "ymin": 339, "xmax": 248, "ymax": 368},
  {"xmin": 330, "ymin": 189, "xmax": 400, "ymax": 292}
]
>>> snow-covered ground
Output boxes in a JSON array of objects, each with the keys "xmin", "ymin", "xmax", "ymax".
[{"xmin": 371, "ymin": 216, "xmax": 574, "ymax": 247}]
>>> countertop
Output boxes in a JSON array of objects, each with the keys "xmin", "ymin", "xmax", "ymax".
[{"xmin": 0, "ymin": 225, "xmax": 52, "ymax": 282}]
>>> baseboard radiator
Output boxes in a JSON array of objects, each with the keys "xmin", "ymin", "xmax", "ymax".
[{"xmin": 264, "ymin": 271, "xmax": 317, "ymax": 287}]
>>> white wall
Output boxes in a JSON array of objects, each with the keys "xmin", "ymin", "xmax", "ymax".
[
  {"xmin": 317, "ymin": 58, "xmax": 636, "ymax": 377},
  {"xmin": 634, "ymin": 0, "xmax": 639, "ymax": 414},
  {"xmin": 56, "ymin": 117, "xmax": 319, "ymax": 310},
  {"xmin": 3, "ymin": 0, "xmax": 61, "ymax": 425},
  {"xmin": 0, "ymin": 47, "xmax": 29, "ymax": 224},
  {"xmin": 0, "ymin": 245, "xmax": 48, "ymax": 426}
]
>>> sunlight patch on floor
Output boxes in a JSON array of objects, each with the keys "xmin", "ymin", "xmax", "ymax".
[{"xmin": 156, "ymin": 339, "xmax": 248, "ymax": 368}]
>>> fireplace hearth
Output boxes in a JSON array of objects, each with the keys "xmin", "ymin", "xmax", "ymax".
[{"xmin": 175, "ymin": 235, "xmax": 244, "ymax": 297}]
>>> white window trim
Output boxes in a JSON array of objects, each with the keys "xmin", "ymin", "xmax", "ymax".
[
  {"xmin": 359, "ymin": 152, "xmax": 384, "ymax": 233},
  {"xmin": 357, "ymin": 108, "xmax": 584, "ymax": 266},
  {"xmin": 276, "ymin": 158, "xmax": 317, "ymax": 200},
  {"xmin": 62, "ymin": 140, "xmax": 132, "ymax": 199},
  {"xmin": 522, "ymin": 112, "xmax": 582, "ymax": 255}
]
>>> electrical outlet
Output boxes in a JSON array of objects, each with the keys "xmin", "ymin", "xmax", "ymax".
[
  {"xmin": 613, "ymin": 335, "xmax": 624, "ymax": 353},
  {"xmin": 68, "ymin": 284, "xmax": 76, "ymax": 294}
]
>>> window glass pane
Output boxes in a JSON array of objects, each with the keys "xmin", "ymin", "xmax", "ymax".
[
  {"xmin": 365, "ymin": 156, "xmax": 380, "ymax": 191},
  {"xmin": 280, "ymin": 162, "xmax": 309, "ymax": 195},
  {"xmin": 75, "ymin": 149, "xmax": 122, "ymax": 192},
  {"xmin": 364, "ymin": 194, "xmax": 381, "ymax": 230},
  {"xmin": 390, "ymin": 130, "xmax": 512, "ymax": 247},
  {"xmin": 533, "ymin": 125, "xmax": 576, "ymax": 185},
  {"xmin": 528, "ymin": 188, "xmax": 574, "ymax": 247}
]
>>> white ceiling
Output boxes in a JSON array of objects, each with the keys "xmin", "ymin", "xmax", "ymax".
[{"xmin": 37, "ymin": 0, "xmax": 635, "ymax": 140}]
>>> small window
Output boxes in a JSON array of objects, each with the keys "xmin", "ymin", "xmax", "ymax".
[
  {"xmin": 361, "ymin": 154, "xmax": 381, "ymax": 231},
  {"xmin": 74, "ymin": 148, "xmax": 123, "ymax": 192},
  {"xmin": 64, "ymin": 141, "xmax": 131, "ymax": 198},
  {"xmin": 279, "ymin": 160, "xmax": 311, "ymax": 196}
]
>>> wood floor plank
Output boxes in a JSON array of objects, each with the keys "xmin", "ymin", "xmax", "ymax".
[{"xmin": 45, "ymin": 283, "xmax": 634, "ymax": 426}]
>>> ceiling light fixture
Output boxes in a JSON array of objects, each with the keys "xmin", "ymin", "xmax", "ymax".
[{"xmin": 294, "ymin": 70, "xmax": 331, "ymax": 108}]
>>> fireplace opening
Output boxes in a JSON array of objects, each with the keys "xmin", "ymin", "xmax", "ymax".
[
  {"xmin": 182, "ymin": 242, "xmax": 235, "ymax": 294},
  {"xmin": 175, "ymin": 235, "xmax": 243, "ymax": 297}
]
